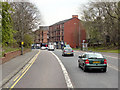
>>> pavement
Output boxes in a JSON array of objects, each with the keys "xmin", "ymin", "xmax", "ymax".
[{"xmin": 0, "ymin": 49, "xmax": 39, "ymax": 88}]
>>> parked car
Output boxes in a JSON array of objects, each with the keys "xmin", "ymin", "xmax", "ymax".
[
  {"xmin": 41, "ymin": 46, "xmax": 46, "ymax": 50},
  {"xmin": 62, "ymin": 47, "xmax": 74, "ymax": 56},
  {"xmin": 48, "ymin": 45, "xmax": 54, "ymax": 51},
  {"xmin": 78, "ymin": 52, "xmax": 107, "ymax": 72}
]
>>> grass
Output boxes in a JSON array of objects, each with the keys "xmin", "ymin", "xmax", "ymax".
[
  {"xmin": 88, "ymin": 47, "xmax": 119, "ymax": 53},
  {"xmin": 73, "ymin": 46, "xmax": 119, "ymax": 53}
]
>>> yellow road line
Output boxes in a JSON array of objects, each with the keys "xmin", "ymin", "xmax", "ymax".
[
  {"xmin": 22, "ymin": 51, "xmax": 40, "ymax": 73},
  {"xmin": 22, "ymin": 65, "xmax": 29, "ymax": 73},
  {"xmin": 13, "ymin": 75, "xmax": 20, "ymax": 82},
  {"xmin": 9, "ymin": 50, "xmax": 40, "ymax": 89},
  {"xmin": 10, "ymin": 62, "xmax": 32, "ymax": 89},
  {"xmin": 22, "ymin": 56, "xmax": 37, "ymax": 73}
]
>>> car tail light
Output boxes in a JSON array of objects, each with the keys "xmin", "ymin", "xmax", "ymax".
[
  {"xmin": 72, "ymin": 50, "xmax": 73, "ymax": 52},
  {"xmin": 104, "ymin": 59, "xmax": 107, "ymax": 64},
  {"xmin": 85, "ymin": 59, "xmax": 89, "ymax": 64}
]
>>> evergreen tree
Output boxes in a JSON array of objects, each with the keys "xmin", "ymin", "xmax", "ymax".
[{"xmin": 2, "ymin": 2, "xmax": 15, "ymax": 46}]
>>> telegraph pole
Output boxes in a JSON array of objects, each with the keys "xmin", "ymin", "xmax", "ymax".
[
  {"xmin": 79, "ymin": 21, "xmax": 81, "ymax": 50},
  {"xmin": 21, "ymin": 3, "xmax": 24, "ymax": 55}
]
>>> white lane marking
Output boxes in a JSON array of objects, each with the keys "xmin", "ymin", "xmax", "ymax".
[
  {"xmin": 104, "ymin": 55, "xmax": 118, "ymax": 59},
  {"xmin": 108, "ymin": 64, "xmax": 119, "ymax": 71},
  {"xmin": 50, "ymin": 52, "xmax": 73, "ymax": 88}
]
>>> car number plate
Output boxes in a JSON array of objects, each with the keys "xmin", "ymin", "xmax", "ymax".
[
  {"xmin": 93, "ymin": 61, "xmax": 100, "ymax": 63},
  {"xmin": 67, "ymin": 53, "xmax": 71, "ymax": 54}
]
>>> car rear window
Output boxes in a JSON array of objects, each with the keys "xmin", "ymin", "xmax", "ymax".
[
  {"xmin": 65, "ymin": 48, "xmax": 72, "ymax": 51},
  {"xmin": 87, "ymin": 53, "xmax": 103, "ymax": 58}
]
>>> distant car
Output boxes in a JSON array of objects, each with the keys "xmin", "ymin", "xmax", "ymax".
[
  {"xmin": 41, "ymin": 46, "xmax": 46, "ymax": 50},
  {"xmin": 62, "ymin": 47, "xmax": 74, "ymax": 56},
  {"xmin": 62, "ymin": 44, "xmax": 71, "ymax": 50},
  {"xmin": 78, "ymin": 52, "xmax": 107, "ymax": 72},
  {"xmin": 65, "ymin": 45, "xmax": 70, "ymax": 48},
  {"xmin": 48, "ymin": 45, "xmax": 54, "ymax": 51}
]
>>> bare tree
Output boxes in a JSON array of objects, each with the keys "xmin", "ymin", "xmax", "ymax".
[
  {"xmin": 80, "ymin": 1, "xmax": 119, "ymax": 47},
  {"xmin": 10, "ymin": 2, "xmax": 41, "ymax": 43}
]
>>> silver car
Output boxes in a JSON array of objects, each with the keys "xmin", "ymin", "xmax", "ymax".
[{"xmin": 62, "ymin": 47, "xmax": 74, "ymax": 56}]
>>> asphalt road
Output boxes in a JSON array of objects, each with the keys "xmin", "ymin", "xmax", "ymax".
[
  {"xmin": 53, "ymin": 49, "xmax": 118, "ymax": 88},
  {"xmin": 14, "ymin": 50, "xmax": 67, "ymax": 88},
  {"xmin": 7, "ymin": 49, "xmax": 118, "ymax": 88}
]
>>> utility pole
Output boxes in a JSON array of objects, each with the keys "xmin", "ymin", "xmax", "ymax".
[
  {"xmin": 79, "ymin": 21, "xmax": 81, "ymax": 50},
  {"xmin": 21, "ymin": 3, "xmax": 24, "ymax": 55}
]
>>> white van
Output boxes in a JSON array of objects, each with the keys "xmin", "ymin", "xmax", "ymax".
[{"xmin": 48, "ymin": 45, "xmax": 54, "ymax": 51}]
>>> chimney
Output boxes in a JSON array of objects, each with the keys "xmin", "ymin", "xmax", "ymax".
[{"xmin": 72, "ymin": 15, "xmax": 78, "ymax": 18}]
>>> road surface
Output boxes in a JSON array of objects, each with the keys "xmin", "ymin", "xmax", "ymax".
[{"xmin": 6, "ymin": 49, "xmax": 118, "ymax": 88}]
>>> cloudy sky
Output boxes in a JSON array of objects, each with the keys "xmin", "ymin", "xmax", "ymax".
[{"xmin": 29, "ymin": 0, "xmax": 90, "ymax": 26}]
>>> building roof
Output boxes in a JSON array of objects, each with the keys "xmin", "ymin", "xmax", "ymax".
[
  {"xmin": 50, "ymin": 18, "xmax": 73, "ymax": 26},
  {"xmin": 39, "ymin": 26, "xmax": 49, "ymax": 30}
]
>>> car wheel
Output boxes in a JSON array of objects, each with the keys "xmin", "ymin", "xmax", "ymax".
[
  {"xmin": 78, "ymin": 63, "xmax": 80, "ymax": 68},
  {"xmin": 72, "ymin": 54, "xmax": 74, "ymax": 56},
  {"xmin": 102, "ymin": 68, "xmax": 107, "ymax": 72},
  {"xmin": 83, "ymin": 65, "xmax": 87, "ymax": 72}
]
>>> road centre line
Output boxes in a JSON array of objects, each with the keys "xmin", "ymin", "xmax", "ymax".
[
  {"xmin": 9, "ymin": 50, "xmax": 40, "ymax": 89},
  {"xmin": 50, "ymin": 52, "xmax": 73, "ymax": 88}
]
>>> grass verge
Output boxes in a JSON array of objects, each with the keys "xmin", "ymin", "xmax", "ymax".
[
  {"xmin": 73, "ymin": 47, "xmax": 119, "ymax": 53},
  {"xmin": 88, "ymin": 47, "xmax": 119, "ymax": 53}
]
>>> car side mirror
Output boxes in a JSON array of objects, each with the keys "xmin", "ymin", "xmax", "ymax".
[{"xmin": 78, "ymin": 55, "xmax": 82, "ymax": 58}]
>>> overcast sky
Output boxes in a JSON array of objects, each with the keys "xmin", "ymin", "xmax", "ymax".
[{"xmin": 29, "ymin": 0, "xmax": 90, "ymax": 26}]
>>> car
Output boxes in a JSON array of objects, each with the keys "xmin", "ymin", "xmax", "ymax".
[
  {"xmin": 65, "ymin": 44, "xmax": 70, "ymax": 48},
  {"xmin": 78, "ymin": 52, "xmax": 107, "ymax": 72},
  {"xmin": 48, "ymin": 45, "xmax": 54, "ymax": 51},
  {"xmin": 62, "ymin": 44, "xmax": 71, "ymax": 50},
  {"xmin": 41, "ymin": 46, "xmax": 46, "ymax": 50},
  {"xmin": 62, "ymin": 47, "xmax": 74, "ymax": 56}
]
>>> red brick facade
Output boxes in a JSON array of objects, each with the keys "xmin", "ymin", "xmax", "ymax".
[
  {"xmin": 0, "ymin": 49, "xmax": 31, "ymax": 64},
  {"xmin": 34, "ymin": 26, "xmax": 49, "ymax": 44},
  {"xmin": 49, "ymin": 15, "xmax": 86, "ymax": 48}
]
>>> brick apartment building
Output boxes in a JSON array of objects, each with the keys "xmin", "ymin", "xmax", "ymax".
[
  {"xmin": 34, "ymin": 26, "xmax": 49, "ymax": 45},
  {"xmin": 49, "ymin": 15, "xmax": 86, "ymax": 48}
]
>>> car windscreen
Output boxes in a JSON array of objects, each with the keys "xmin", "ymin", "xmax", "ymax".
[
  {"xmin": 65, "ymin": 45, "xmax": 70, "ymax": 47},
  {"xmin": 87, "ymin": 53, "xmax": 103, "ymax": 58}
]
